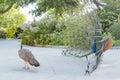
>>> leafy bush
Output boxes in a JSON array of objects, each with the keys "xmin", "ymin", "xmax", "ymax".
[
  {"xmin": 107, "ymin": 22, "xmax": 120, "ymax": 40},
  {"xmin": 49, "ymin": 32, "xmax": 64, "ymax": 45},
  {"xmin": 0, "ymin": 6, "xmax": 26, "ymax": 38},
  {"xmin": 21, "ymin": 29, "xmax": 37, "ymax": 46},
  {"xmin": 0, "ymin": 7, "xmax": 26, "ymax": 29},
  {"xmin": 98, "ymin": 10, "xmax": 118, "ymax": 32},
  {"xmin": 102, "ymin": 32, "xmax": 114, "ymax": 40},
  {"xmin": 114, "ymin": 40, "xmax": 120, "ymax": 46},
  {"xmin": 0, "ymin": 29, "xmax": 6, "ymax": 38},
  {"xmin": 15, "ymin": 27, "xmax": 23, "ymax": 38},
  {"xmin": 21, "ymin": 16, "xmax": 65, "ymax": 46},
  {"xmin": 6, "ymin": 26, "xmax": 17, "ymax": 38}
]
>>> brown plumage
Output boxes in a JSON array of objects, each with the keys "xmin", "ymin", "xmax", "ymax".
[
  {"xmin": 104, "ymin": 39, "xmax": 113, "ymax": 52},
  {"xmin": 18, "ymin": 44, "xmax": 40, "ymax": 69}
]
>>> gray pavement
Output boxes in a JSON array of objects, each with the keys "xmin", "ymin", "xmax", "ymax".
[{"xmin": 0, "ymin": 39, "xmax": 120, "ymax": 80}]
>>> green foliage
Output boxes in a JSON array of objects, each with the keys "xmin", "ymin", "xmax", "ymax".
[
  {"xmin": 103, "ymin": 0, "xmax": 120, "ymax": 14},
  {"xmin": 0, "ymin": 6, "xmax": 26, "ymax": 38},
  {"xmin": 118, "ymin": 14, "xmax": 120, "ymax": 22},
  {"xmin": 107, "ymin": 22, "xmax": 120, "ymax": 40},
  {"xmin": 21, "ymin": 29, "xmax": 36, "ymax": 46},
  {"xmin": 5, "ymin": 26, "xmax": 17, "ymax": 38},
  {"xmin": 15, "ymin": 27, "xmax": 23, "ymax": 38},
  {"xmin": 0, "ymin": 29, "xmax": 6, "ymax": 38},
  {"xmin": 49, "ymin": 32, "xmax": 64, "ymax": 45},
  {"xmin": 98, "ymin": 0, "xmax": 120, "ymax": 32},
  {"xmin": 21, "ymin": 16, "xmax": 65, "ymax": 46},
  {"xmin": 33, "ymin": 0, "xmax": 81, "ymax": 17},
  {"xmin": 0, "ymin": 7, "xmax": 26, "ymax": 28},
  {"xmin": 114, "ymin": 40, "xmax": 120, "ymax": 46},
  {"xmin": 0, "ymin": 0, "xmax": 37, "ymax": 14},
  {"xmin": 102, "ymin": 32, "xmax": 114, "ymax": 40},
  {"xmin": 98, "ymin": 10, "xmax": 118, "ymax": 32}
]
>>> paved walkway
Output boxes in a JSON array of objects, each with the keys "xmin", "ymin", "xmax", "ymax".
[{"xmin": 0, "ymin": 39, "xmax": 120, "ymax": 80}]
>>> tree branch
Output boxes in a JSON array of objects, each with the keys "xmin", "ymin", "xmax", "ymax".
[{"xmin": 0, "ymin": 3, "xmax": 14, "ymax": 14}]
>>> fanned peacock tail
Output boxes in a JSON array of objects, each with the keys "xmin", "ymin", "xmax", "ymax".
[{"xmin": 62, "ymin": 0, "xmax": 113, "ymax": 74}]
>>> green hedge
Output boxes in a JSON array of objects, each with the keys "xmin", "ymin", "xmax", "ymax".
[
  {"xmin": 0, "ymin": 29, "xmax": 6, "ymax": 38},
  {"xmin": 21, "ymin": 17, "xmax": 65, "ymax": 46},
  {"xmin": 107, "ymin": 22, "xmax": 120, "ymax": 40},
  {"xmin": 114, "ymin": 40, "xmax": 120, "ymax": 46}
]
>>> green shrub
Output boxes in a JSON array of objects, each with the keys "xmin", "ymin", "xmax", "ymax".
[
  {"xmin": 6, "ymin": 26, "xmax": 17, "ymax": 38},
  {"xmin": 21, "ymin": 29, "xmax": 37, "ymax": 46},
  {"xmin": 15, "ymin": 27, "xmax": 23, "ymax": 38},
  {"xmin": 107, "ymin": 22, "xmax": 120, "ymax": 40},
  {"xmin": 0, "ymin": 29, "xmax": 6, "ymax": 38},
  {"xmin": 21, "ymin": 16, "xmax": 65, "ymax": 46},
  {"xmin": 49, "ymin": 32, "xmax": 64, "ymax": 45},
  {"xmin": 102, "ymin": 32, "xmax": 114, "ymax": 40},
  {"xmin": 114, "ymin": 40, "xmax": 120, "ymax": 46}
]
